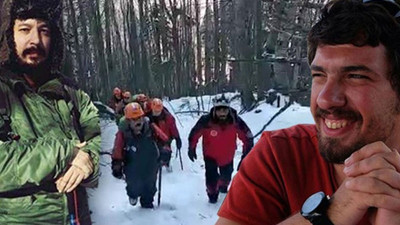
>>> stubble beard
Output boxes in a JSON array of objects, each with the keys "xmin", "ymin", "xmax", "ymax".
[
  {"xmin": 317, "ymin": 132, "xmax": 368, "ymax": 164},
  {"xmin": 317, "ymin": 103, "xmax": 400, "ymax": 164}
]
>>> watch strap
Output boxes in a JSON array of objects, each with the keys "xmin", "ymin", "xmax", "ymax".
[{"xmin": 309, "ymin": 214, "xmax": 334, "ymax": 225}]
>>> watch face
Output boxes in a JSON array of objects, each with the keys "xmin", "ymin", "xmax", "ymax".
[{"xmin": 301, "ymin": 192, "xmax": 325, "ymax": 214}]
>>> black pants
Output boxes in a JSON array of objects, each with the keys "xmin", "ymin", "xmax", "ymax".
[
  {"xmin": 125, "ymin": 166, "xmax": 158, "ymax": 206},
  {"xmin": 204, "ymin": 158, "xmax": 233, "ymax": 195},
  {"xmin": 159, "ymin": 148, "xmax": 172, "ymax": 166}
]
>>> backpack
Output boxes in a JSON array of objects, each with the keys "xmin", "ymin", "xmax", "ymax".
[
  {"xmin": 0, "ymin": 72, "xmax": 83, "ymax": 142},
  {"xmin": 0, "ymin": 82, "xmax": 12, "ymax": 141}
]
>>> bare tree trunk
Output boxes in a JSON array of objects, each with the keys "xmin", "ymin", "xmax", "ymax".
[
  {"xmin": 255, "ymin": 0, "xmax": 265, "ymax": 100},
  {"xmin": 128, "ymin": 0, "xmax": 141, "ymax": 92},
  {"xmin": 213, "ymin": 0, "xmax": 220, "ymax": 93},
  {"xmin": 67, "ymin": 0, "xmax": 84, "ymax": 84},
  {"xmin": 104, "ymin": 0, "xmax": 113, "ymax": 83},
  {"xmin": 204, "ymin": 0, "xmax": 213, "ymax": 93},
  {"xmin": 89, "ymin": 0, "xmax": 109, "ymax": 99},
  {"xmin": 194, "ymin": 0, "xmax": 202, "ymax": 87},
  {"xmin": 138, "ymin": 0, "xmax": 151, "ymax": 92}
]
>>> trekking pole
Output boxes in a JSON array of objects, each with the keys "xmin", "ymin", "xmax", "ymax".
[
  {"xmin": 157, "ymin": 164, "xmax": 162, "ymax": 206},
  {"xmin": 178, "ymin": 148, "xmax": 183, "ymax": 170}
]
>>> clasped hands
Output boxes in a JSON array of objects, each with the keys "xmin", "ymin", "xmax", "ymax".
[{"xmin": 328, "ymin": 141, "xmax": 400, "ymax": 225}]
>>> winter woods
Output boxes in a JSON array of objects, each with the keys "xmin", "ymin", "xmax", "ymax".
[{"xmin": 62, "ymin": 0, "xmax": 324, "ymax": 104}]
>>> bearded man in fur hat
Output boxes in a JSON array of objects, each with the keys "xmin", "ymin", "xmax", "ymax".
[{"xmin": 0, "ymin": 0, "xmax": 100, "ymax": 224}]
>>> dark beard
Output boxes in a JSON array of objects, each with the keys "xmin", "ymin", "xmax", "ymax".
[
  {"xmin": 317, "ymin": 132, "xmax": 367, "ymax": 164},
  {"xmin": 16, "ymin": 59, "xmax": 52, "ymax": 86}
]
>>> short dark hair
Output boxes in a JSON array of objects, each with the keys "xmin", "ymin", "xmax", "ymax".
[{"xmin": 308, "ymin": 0, "xmax": 400, "ymax": 97}]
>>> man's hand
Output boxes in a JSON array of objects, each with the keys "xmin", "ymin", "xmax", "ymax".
[
  {"xmin": 56, "ymin": 143, "xmax": 94, "ymax": 193},
  {"xmin": 70, "ymin": 149, "xmax": 93, "ymax": 178},
  {"xmin": 112, "ymin": 160, "xmax": 123, "ymax": 179},
  {"xmin": 328, "ymin": 142, "xmax": 400, "ymax": 225},
  {"xmin": 56, "ymin": 165, "xmax": 87, "ymax": 193},
  {"xmin": 188, "ymin": 149, "xmax": 197, "ymax": 162},
  {"xmin": 343, "ymin": 142, "xmax": 400, "ymax": 225}
]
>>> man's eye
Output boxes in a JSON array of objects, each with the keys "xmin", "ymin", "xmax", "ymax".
[
  {"xmin": 348, "ymin": 74, "xmax": 369, "ymax": 79},
  {"xmin": 40, "ymin": 29, "xmax": 50, "ymax": 36},
  {"xmin": 19, "ymin": 28, "xmax": 30, "ymax": 33},
  {"xmin": 311, "ymin": 73, "xmax": 324, "ymax": 79}
]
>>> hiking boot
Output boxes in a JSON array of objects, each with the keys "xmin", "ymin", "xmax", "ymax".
[
  {"xmin": 141, "ymin": 202, "xmax": 154, "ymax": 209},
  {"xmin": 208, "ymin": 193, "xmax": 218, "ymax": 204},
  {"xmin": 129, "ymin": 197, "xmax": 138, "ymax": 206},
  {"xmin": 219, "ymin": 186, "xmax": 228, "ymax": 193}
]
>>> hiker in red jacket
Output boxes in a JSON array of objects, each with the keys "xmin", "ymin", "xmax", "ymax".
[
  {"xmin": 147, "ymin": 98, "xmax": 182, "ymax": 172},
  {"xmin": 111, "ymin": 102, "xmax": 169, "ymax": 208},
  {"xmin": 188, "ymin": 94, "xmax": 254, "ymax": 203},
  {"xmin": 108, "ymin": 87, "xmax": 122, "ymax": 111}
]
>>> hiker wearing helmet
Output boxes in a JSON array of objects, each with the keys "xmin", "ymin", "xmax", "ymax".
[
  {"xmin": 111, "ymin": 102, "xmax": 169, "ymax": 208},
  {"xmin": 147, "ymin": 98, "xmax": 182, "ymax": 172},
  {"xmin": 188, "ymin": 94, "xmax": 254, "ymax": 203},
  {"xmin": 108, "ymin": 87, "xmax": 122, "ymax": 111},
  {"xmin": 133, "ymin": 93, "xmax": 152, "ymax": 114},
  {"xmin": 0, "ymin": 0, "xmax": 100, "ymax": 224},
  {"xmin": 115, "ymin": 91, "xmax": 132, "ymax": 124}
]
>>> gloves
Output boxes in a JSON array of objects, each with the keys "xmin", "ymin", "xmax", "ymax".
[
  {"xmin": 71, "ymin": 148, "xmax": 93, "ymax": 179},
  {"xmin": 175, "ymin": 137, "xmax": 182, "ymax": 150},
  {"xmin": 112, "ymin": 160, "xmax": 123, "ymax": 179},
  {"xmin": 188, "ymin": 149, "xmax": 197, "ymax": 162}
]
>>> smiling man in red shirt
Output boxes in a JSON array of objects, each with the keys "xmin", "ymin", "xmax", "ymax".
[{"xmin": 217, "ymin": 0, "xmax": 400, "ymax": 225}]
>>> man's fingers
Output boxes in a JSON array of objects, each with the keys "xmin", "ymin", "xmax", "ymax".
[
  {"xmin": 346, "ymin": 174, "xmax": 400, "ymax": 198},
  {"xmin": 344, "ymin": 154, "xmax": 398, "ymax": 176},
  {"xmin": 63, "ymin": 169, "xmax": 80, "ymax": 192},
  {"xmin": 56, "ymin": 166, "xmax": 87, "ymax": 193},
  {"xmin": 344, "ymin": 141, "xmax": 400, "ymax": 175},
  {"xmin": 71, "ymin": 150, "xmax": 94, "ymax": 179},
  {"xmin": 56, "ymin": 176, "xmax": 65, "ymax": 192},
  {"xmin": 66, "ymin": 173, "xmax": 84, "ymax": 193},
  {"xmin": 345, "ymin": 142, "xmax": 392, "ymax": 166}
]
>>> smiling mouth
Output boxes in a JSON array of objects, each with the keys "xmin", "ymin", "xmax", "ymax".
[{"xmin": 324, "ymin": 119, "xmax": 349, "ymax": 129}]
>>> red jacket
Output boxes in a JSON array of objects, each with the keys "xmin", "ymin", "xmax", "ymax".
[
  {"xmin": 112, "ymin": 117, "xmax": 169, "ymax": 161},
  {"xmin": 188, "ymin": 107, "xmax": 253, "ymax": 166},
  {"xmin": 147, "ymin": 109, "xmax": 180, "ymax": 142}
]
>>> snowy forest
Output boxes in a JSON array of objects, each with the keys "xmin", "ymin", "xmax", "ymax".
[{"xmin": 61, "ymin": 0, "xmax": 326, "ymax": 107}]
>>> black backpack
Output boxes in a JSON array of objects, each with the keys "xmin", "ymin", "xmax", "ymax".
[
  {"xmin": 0, "ymin": 85, "xmax": 12, "ymax": 141},
  {"xmin": 0, "ymin": 73, "xmax": 83, "ymax": 142}
]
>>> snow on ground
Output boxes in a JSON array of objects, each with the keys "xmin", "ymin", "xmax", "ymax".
[{"xmin": 88, "ymin": 93, "xmax": 314, "ymax": 225}]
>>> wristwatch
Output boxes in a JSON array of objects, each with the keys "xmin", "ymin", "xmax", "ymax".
[{"xmin": 301, "ymin": 191, "xmax": 334, "ymax": 225}]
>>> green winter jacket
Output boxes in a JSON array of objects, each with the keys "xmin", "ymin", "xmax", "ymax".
[{"xmin": 0, "ymin": 72, "xmax": 100, "ymax": 225}]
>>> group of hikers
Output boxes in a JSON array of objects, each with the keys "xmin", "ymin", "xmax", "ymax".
[{"xmin": 108, "ymin": 88, "xmax": 254, "ymax": 208}]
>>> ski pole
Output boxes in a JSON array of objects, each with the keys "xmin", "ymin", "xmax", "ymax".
[
  {"xmin": 178, "ymin": 148, "xmax": 183, "ymax": 170},
  {"xmin": 157, "ymin": 165, "xmax": 162, "ymax": 206}
]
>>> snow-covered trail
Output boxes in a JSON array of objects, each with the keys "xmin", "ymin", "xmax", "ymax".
[{"xmin": 88, "ymin": 94, "xmax": 314, "ymax": 225}]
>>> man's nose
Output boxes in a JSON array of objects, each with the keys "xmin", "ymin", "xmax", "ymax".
[
  {"xmin": 316, "ymin": 79, "xmax": 346, "ymax": 110},
  {"xmin": 28, "ymin": 28, "xmax": 41, "ymax": 46}
]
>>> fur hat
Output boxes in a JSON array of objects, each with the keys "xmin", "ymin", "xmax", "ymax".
[{"xmin": 0, "ymin": 0, "xmax": 64, "ymax": 73}]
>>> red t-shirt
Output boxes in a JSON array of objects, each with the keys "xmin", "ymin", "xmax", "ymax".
[{"xmin": 218, "ymin": 124, "xmax": 370, "ymax": 225}]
